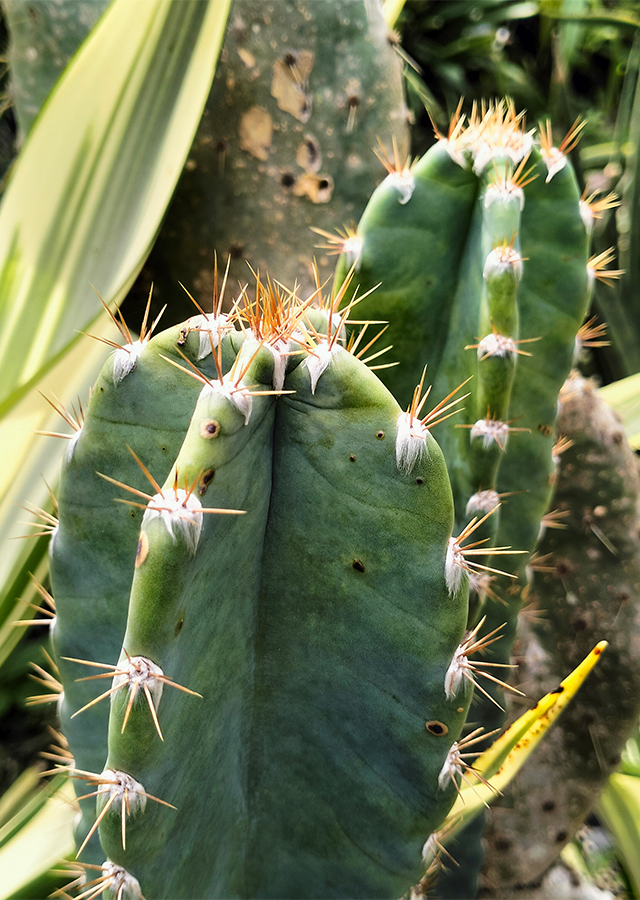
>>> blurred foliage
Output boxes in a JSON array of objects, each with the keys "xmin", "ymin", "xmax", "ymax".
[{"xmin": 398, "ymin": 0, "xmax": 638, "ymax": 145}]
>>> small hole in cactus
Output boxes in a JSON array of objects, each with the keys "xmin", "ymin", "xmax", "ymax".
[
  {"xmin": 542, "ymin": 800, "xmax": 556, "ymax": 812},
  {"xmin": 555, "ymin": 831, "xmax": 568, "ymax": 844},
  {"xmin": 349, "ymin": 454, "xmax": 356, "ymax": 462},
  {"xmin": 283, "ymin": 51, "xmax": 297, "ymax": 67},
  {"xmin": 352, "ymin": 560, "xmax": 365, "ymax": 573},
  {"xmin": 228, "ymin": 244, "xmax": 244, "ymax": 260},
  {"xmin": 347, "ymin": 95, "xmax": 360, "ymax": 109},
  {"xmin": 318, "ymin": 178, "xmax": 330, "ymax": 191},
  {"xmin": 425, "ymin": 721, "xmax": 448, "ymax": 736},
  {"xmin": 201, "ymin": 419, "xmax": 221, "ymax": 439},
  {"xmin": 416, "ymin": 477, "xmax": 424, "ymax": 485},
  {"xmin": 376, "ymin": 430, "xmax": 385, "ymax": 440},
  {"xmin": 494, "ymin": 838, "xmax": 512, "ymax": 852},
  {"xmin": 281, "ymin": 173, "xmax": 295, "ymax": 187}
]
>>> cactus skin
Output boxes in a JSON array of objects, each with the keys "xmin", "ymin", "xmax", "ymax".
[
  {"xmin": 333, "ymin": 141, "xmax": 478, "ymax": 410},
  {"xmin": 333, "ymin": 105, "xmax": 591, "ymax": 896},
  {"xmin": 482, "ymin": 374, "xmax": 640, "ymax": 893},
  {"xmin": 50, "ymin": 284, "xmax": 485, "ymax": 898},
  {"xmin": 131, "ymin": 0, "xmax": 408, "ymax": 315},
  {"xmin": 49, "ymin": 315, "xmax": 240, "ymax": 857}
]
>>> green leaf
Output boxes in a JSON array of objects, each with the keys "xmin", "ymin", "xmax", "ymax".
[
  {"xmin": 598, "ymin": 773, "xmax": 640, "ymax": 898},
  {"xmin": 0, "ymin": 774, "xmax": 76, "ymax": 900},
  {"xmin": 0, "ymin": 0, "xmax": 231, "ymax": 417}
]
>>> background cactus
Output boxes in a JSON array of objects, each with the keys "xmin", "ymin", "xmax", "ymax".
[
  {"xmin": 333, "ymin": 102, "xmax": 598, "ymax": 896},
  {"xmin": 481, "ymin": 372, "xmax": 640, "ymax": 894}
]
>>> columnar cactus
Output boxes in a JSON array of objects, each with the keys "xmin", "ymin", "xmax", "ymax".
[
  {"xmin": 46, "ymin": 276, "xmax": 524, "ymax": 898},
  {"xmin": 332, "ymin": 102, "xmax": 598, "ymax": 894}
]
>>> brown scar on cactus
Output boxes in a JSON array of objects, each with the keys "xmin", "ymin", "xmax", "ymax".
[
  {"xmin": 238, "ymin": 106, "xmax": 273, "ymax": 161},
  {"xmin": 64, "ymin": 650, "xmax": 202, "ymax": 741},
  {"xmin": 292, "ymin": 172, "xmax": 334, "ymax": 204},
  {"xmin": 271, "ymin": 49, "xmax": 314, "ymax": 122}
]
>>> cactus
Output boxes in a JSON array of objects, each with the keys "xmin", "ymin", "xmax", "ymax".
[
  {"xmin": 44, "ymin": 272, "xmax": 535, "ymax": 898},
  {"xmin": 332, "ymin": 102, "xmax": 597, "ymax": 895},
  {"xmin": 482, "ymin": 373, "xmax": 640, "ymax": 893},
  {"xmin": 49, "ymin": 293, "xmax": 241, "ymax": 858},
  {"xmin": 45, "ymin": 99, "xmax": 618, "ymax": 898}
]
